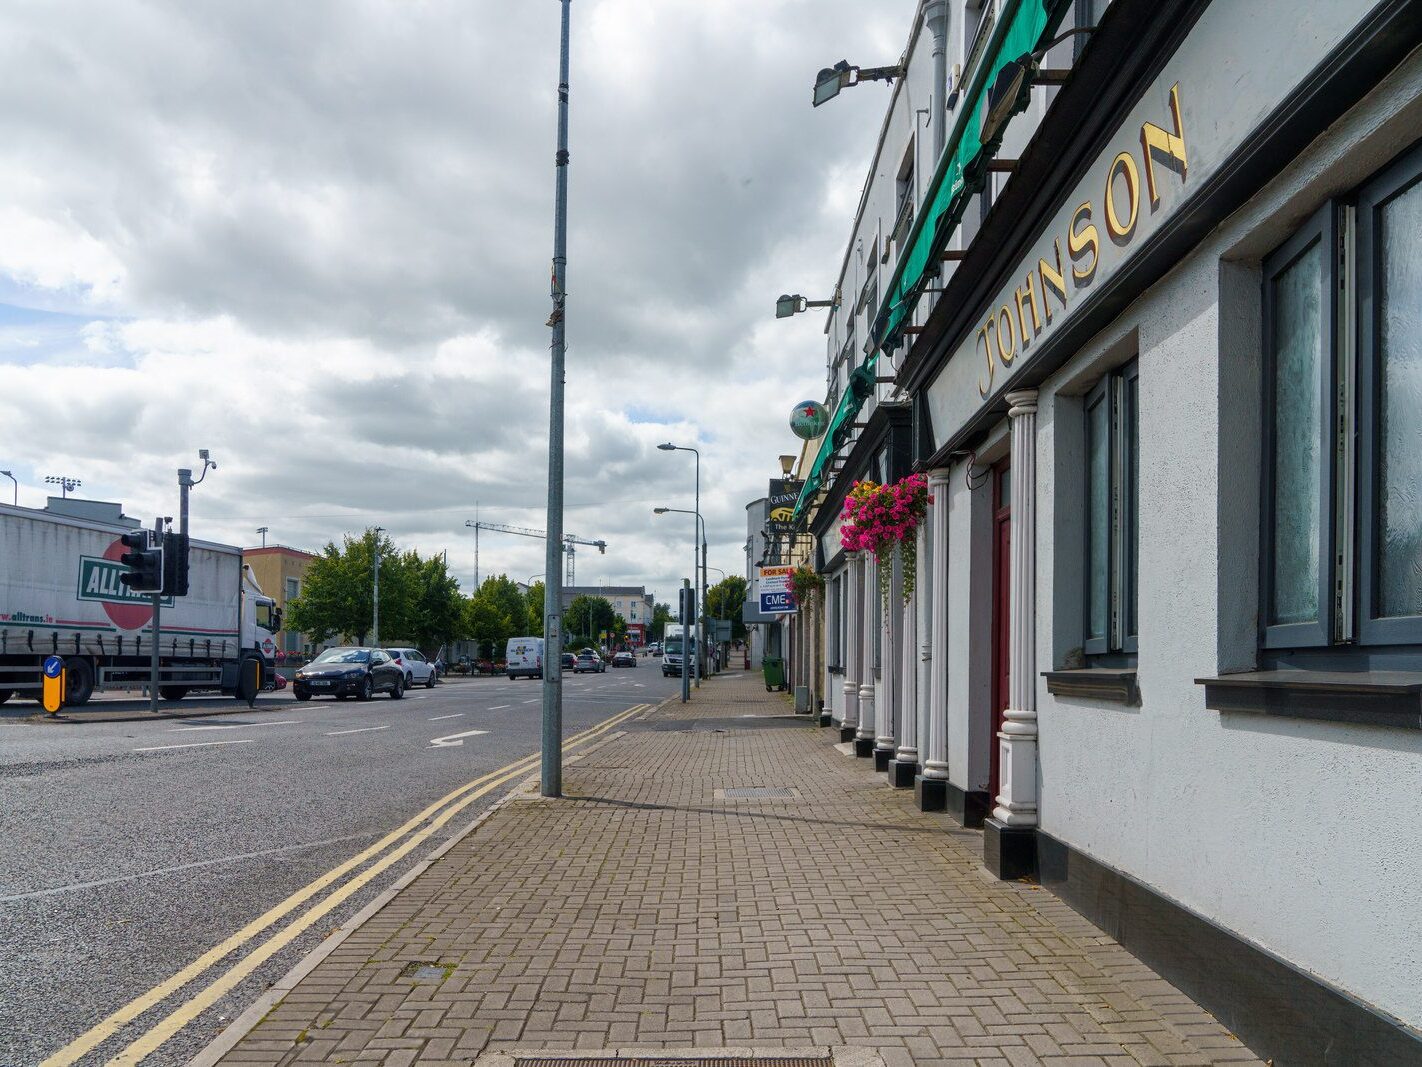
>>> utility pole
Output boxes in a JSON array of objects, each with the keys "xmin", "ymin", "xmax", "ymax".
[
  {"xmin": 542, "ymin": 0, "xmax": 572, "ymax": 798},
  {"xmin": 257, "ymin": 526, "xmax": 268, "ymax": 547},
  {"xmin": 149, "ymin": 516, "xmax": 163, "ymax": 714},
  {"xmin": 372, "ymin": 526, "xmax": 384, "ymax": 646}
]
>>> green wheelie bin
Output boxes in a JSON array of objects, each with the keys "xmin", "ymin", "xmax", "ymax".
[{"xmin": 761, "ymin": 656, "xmax": 785, "ymax": 692}]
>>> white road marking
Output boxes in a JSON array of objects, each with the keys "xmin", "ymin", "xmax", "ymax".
[
  {"xmin": 428, "ymin": 728, "xmax": 489, "ymax": 748},
  {"xmin": 168, "ymin": 720, "xmax": 299, "ymax": 733},
  {"xmin": 133, "ymin": 739, "xmax": 258, "ymax": 753},
  {"xmin": 522, "ymin": 698, "xmax": 538, "ymax": 704},
  {"xmin": 325, "ymin": 725, "xmax": 391, "ymax": 736},
  {"xmin": 428, "ymin": 713, "xmax": 464, "ymax": 721},
  {"xmin": 488, "ymin": 705, "xmax": 511, "ymax": 710}
]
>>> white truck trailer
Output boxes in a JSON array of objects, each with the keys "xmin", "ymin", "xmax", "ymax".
[{"xmin": 0, "ymin": 501, "xmax": 279, "ymax": 706}]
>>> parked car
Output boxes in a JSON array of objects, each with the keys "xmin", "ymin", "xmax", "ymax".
[
  {"xmin": 574, "ymin": 652, "xmax": 605, "ymax": 674},
  {"xmin": 612, "ymin": 651, "xmax": 636, "ymax": 668},
  {"xmin": 649, "ymin": 643, "xmax": 663, "ymax": 657},
  {"xmin": 294, "ymin": 647, "xmax": 404, "ymax": 702},
  {"xmin": 385, "ymin": 647, "xmax": 438, "ymax": 688},
  {"xmin": 561, "ymin": 652, "xmax": 577, "ymax": 671}
]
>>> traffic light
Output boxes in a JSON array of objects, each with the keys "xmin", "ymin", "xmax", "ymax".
[
  {"xmin": 118, "ymin": 529, "xmax": 163, "ymax": 592},
  {"xmin": 162, "ymin": 530, "xmax": 190, "ymax": 597},
  {"xmin": 679, "ymin": 585, "xmax": 696, "ymax": 622}
]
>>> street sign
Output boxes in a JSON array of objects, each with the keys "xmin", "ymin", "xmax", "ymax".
[
  {"xmin": 42, "ymin": 655, "xmax": 65, "ymax": 714},
  {"xmin": 710, "ymin": 620, "xmax": 732, "ymax": 642}
]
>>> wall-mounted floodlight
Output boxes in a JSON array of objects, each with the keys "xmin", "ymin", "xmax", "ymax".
[
  {"xmin": 776, "ymin": 294, "xmax": 835, "ymax": 319},
  {"xmin": 981, "ymin": 28, "xmax": 1094, "ymax": 143},
  {"xmin": 813, "ymin": 59, "xmax": 906, "ymax": 107}
]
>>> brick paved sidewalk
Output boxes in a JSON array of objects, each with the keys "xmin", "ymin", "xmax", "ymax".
[{"xmin": 216, "ymin": 669, "xmax": 1258, "ymax": 1067}]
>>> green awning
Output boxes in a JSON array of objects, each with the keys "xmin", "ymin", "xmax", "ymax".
[
  {"xmin": 872, "ymin": 0, "xmax": 1068, "ymax": 352},
  {"xmin": 791, "ymin": 0, "xmax": 1069, "ymax": 526}
]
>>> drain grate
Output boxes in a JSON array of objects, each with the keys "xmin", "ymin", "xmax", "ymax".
[
  {"xmin": 516, "ymin": 1059, "xmax": 831, "ymax": 1067},
  {"xmin": 718, "ymin": 786, "xmax": 795, "ymax": 799},
  {"xmin": 399, "ymin": 961, "xmax": 452, "ymax": 982}
]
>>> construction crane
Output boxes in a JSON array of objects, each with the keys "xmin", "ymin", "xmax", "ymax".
[{"xmin": 464, "ymin": 521, "xmax": 607, "ymax": 587}]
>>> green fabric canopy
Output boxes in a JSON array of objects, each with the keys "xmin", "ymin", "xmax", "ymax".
[{"xmin": 792, "ymin": 0, "xmax": 1069, "ymax": 526}]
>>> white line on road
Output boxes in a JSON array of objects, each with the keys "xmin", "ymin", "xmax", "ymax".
[
  {"xmin": 133, "ymin": 740, "xmax": 258, "ymax": 753},
  {"xmin": 522, "ymin": 698, "xmax": 538, "ymax": 704},
  {"xmin": 428, "ymin": 713, "xmax": 465, "ymax": 721},
  {"xmin": 325, "ymin": 725, "xmax": 391, "ymax": 736},
  {"xmin": 487, "ymin": 705, "xmax": 511, "ymax": 710},
  {"xmin": 428, "ymin": 728, "xmax": 489, "ymax": 748},
  {"xmin": 168, "ymin": 720, "xmax": 299, "ymax": 732}
]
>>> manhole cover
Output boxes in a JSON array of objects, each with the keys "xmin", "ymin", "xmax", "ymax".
[
  {"xmin": 718, "ymin": 786, "xmax": 795, "ymax": 799},
  {"xmin": 516, "ymin": 1059, "xmax": 830, "ymax": 1067}
]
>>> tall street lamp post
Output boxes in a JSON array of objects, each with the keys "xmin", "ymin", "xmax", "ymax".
[
  {"xmin": 654, "ymin": 505, "xmax": 706, "ymax": 677},
  {"xmin": 657, "ymin": 443, "xmax": 703, "ymax": 687},
  {"xmin": 372, "ymin": 526, "xmax": 384, "ymax": 647},
  {"xmin": 0, "ymin": 470, "xmax": 15, "ymax": 506},
  {"xmin": 541, "ymin": 0, "xmax": 573, "ymax": 798}
]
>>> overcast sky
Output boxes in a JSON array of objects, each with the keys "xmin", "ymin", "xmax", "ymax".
[{"xmin": 0, "ymin": 0, "xmax": 909, "ymax": 605}]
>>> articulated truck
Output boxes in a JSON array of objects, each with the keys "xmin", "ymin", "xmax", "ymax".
[{"xmin": 0, "ymin": 500, "xmax": 279, "ymax": 706}]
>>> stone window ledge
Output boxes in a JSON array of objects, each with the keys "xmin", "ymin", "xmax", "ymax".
[
  {"xmin": 1195, "ymin": 670, "xmax": 1422, "ymax": 730},
  {"xmin": 1043, "ymin": 668, "xmax": 1139, "ymax": 705}
]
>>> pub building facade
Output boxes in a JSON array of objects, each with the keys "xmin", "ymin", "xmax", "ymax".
[{"xmin": 781, "ymin": 0, "xmax": 1422, "ymax": 1060}]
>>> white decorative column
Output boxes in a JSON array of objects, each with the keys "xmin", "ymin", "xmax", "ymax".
[
  {"xmin": 855, "ymin": 553, "xmax": 877, "ymax": 757},
  {"xmin": 917, "ymin": 469, "xmax": 951, "ymax": 810},
  {"xmin": 891, "ymin": 541, "xmax": 920, "ymax": 787},
  {"xmin": 874, "ymin": 548, "xmax": 901, "ymax": 771},
  {"xmin": 840, "ymin": 554, "xmax": 861, "ymax": 742},
  {"xmin": 988, "ymin": 390, "xmax": 1040, "ymax": 879}
]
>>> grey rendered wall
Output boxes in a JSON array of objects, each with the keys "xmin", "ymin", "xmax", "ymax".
[{"xmin": 1034, "ymin": 50, "xmax": 1422, "ymax": 1027}]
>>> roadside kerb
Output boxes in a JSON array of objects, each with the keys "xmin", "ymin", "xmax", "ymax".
[{"xmin": 188, "ymin": 700, "xmax": 666, "ymax": 1067}]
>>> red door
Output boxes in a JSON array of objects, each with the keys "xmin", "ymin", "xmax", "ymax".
[{"xmin": 989, "ymin": 461, "xmax": 1011, "ymax": 805}]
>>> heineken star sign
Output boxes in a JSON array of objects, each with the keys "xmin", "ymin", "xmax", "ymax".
[{"xmin": 789, "ymin": 399, "xmax": 829, "ymax": 440}]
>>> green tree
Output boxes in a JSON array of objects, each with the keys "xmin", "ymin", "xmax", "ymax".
[
  {"xmin": 525, "ymin": 581, "xmax": 545, "ymax": 635},
  {"xmin": 649, "ymin": 601, "xmax": 673, "ymax": 641},
  {"xmin": 286, "ymin": 528, "xmax": 412, "ymax": 645},
  {"xmin": 463, "ymin": 574, "xmax": 530, "ymax": 658},
  {"xmin": 408, "ymin": 554, "xmax": 464, "ymax": 653},
  {"xmin": 564, "ymin": 594, "xmax": 615, "ymax": 646},
  {"xmin": 705, "ymin": 576, "xmax": 749, "ymax": 640}
]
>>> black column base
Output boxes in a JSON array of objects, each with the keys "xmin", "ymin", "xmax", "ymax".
[
  {"xmin": 888, "ymin": 759, "xmax": 918, "ymax": 788},
  {"xmin": 873, "ymin": 748, "xmax": 892, "ymax": 772},
  {"xmin": 946, "ymin": 783, "xmax": 992, "ymax": 828},
  {"xmin": 820, "ymin": 712, "xmax": 833, "ymax": 727},
  {"xmin": 914, "ymin": 775, "xmax": 947, "ymax": 810},
  {"xmin": 853, "ymin": 737, "xmax": 875, "ymax": 758},
  {"xmin": 983, "ymin": 818, "xmax": 1037, "ymax": 880},
  {"xmin": 839, "ymin": 726, "xmax": 857, "ymax": 743}
]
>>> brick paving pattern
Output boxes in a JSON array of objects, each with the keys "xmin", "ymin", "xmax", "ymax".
[{"xmin": 219, "ymin": 669, "xmax": 1259, "ymax": 1066}]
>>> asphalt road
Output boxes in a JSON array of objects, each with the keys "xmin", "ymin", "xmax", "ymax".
[{"xmin": 0, "ymin": 664, "xmax": 683, "ymax": 1066}]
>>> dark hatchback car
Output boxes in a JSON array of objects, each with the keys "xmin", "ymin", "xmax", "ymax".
[
  {"xmin": 561, "ymin": 652, "xmax": 577, "ymax": 671},
  {"xmin": 294, "ymin": 647, "xmax": 405, "ymax": 702}
]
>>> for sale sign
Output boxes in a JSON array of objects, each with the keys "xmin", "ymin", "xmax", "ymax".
[{"xmin": 757, "ymin": 565, "xmax": 794, "ymax": 614}]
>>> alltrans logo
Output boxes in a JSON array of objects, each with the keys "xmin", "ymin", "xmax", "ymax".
[{"xmin": 76, "ymin": 542, "xmax": 172, "ymax": 630}]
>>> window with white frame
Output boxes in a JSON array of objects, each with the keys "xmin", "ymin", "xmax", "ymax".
[
  {"xmin": 1084, "ymin": 360, "xmax": 1139, "ymax": 658},
  {"xmin": 1262, "ymin": 142, "xmax": 1422, "ymax": 654}
]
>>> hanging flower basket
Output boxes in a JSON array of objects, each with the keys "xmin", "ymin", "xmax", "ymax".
[
  {"xmin": 787, "ymin": 565, "xmax": 824, "ymax": 609},
  {"xmin": 838, "ymin": 473, "xmax": 930, "ymax": 603}
]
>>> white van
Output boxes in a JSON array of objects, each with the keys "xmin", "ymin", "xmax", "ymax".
[{"xmin": 505, "ymin": 636, "xmax": 544, "ymax": 680}]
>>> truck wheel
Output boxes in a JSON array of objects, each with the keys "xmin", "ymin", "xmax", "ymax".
[
  {"xmin": 63, "ymin": 658, "xmax": 96, "ymax": 706},
  {"xmin": 159, "ymin": 686, "xmax": 189, "ymax": 701}
]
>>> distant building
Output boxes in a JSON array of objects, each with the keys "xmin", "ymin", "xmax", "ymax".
[
  {"xmin": 242, "ymin": 545, "xmax": 319, "ymax": 655},
  {"xmin": 560, "ymin": 585, "xmax": 654, "ymax": 646}
]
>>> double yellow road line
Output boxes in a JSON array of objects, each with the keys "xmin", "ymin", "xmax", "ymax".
[{"xmin": 44, "ymin": 703, "xmax": 648, "ymax": 1067}]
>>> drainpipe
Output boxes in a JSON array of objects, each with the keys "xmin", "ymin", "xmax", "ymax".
[{"xmin": 923, "ymin": 0, "xmax": 950, "ymax": 161}]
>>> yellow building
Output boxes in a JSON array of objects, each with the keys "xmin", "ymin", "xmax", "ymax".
[{"xmin": 241, "ymin": 545, "xmax": 319, "ymax": 655}]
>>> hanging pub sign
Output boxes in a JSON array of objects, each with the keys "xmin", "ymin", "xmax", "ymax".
[
  {"xmin": 767, "ymin": 479, "xmax": 802, "ymax": 535},
  {"xmin": 789, "ymin": 400, "xmax": 830, "ymax": 440}
]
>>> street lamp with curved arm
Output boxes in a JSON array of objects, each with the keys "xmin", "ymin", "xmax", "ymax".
[{"xmin": 656, "ymin": 443, "xmax": 704, "ymax": 689}]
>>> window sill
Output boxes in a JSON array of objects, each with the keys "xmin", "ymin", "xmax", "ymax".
[
  {"xmin": 1043, "ymin": 668, "xmax": 1139, "ymax": 705},
  {"xmin": 1194, "ymin": 670, "xmax": 1422, "ymax": 730}
]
